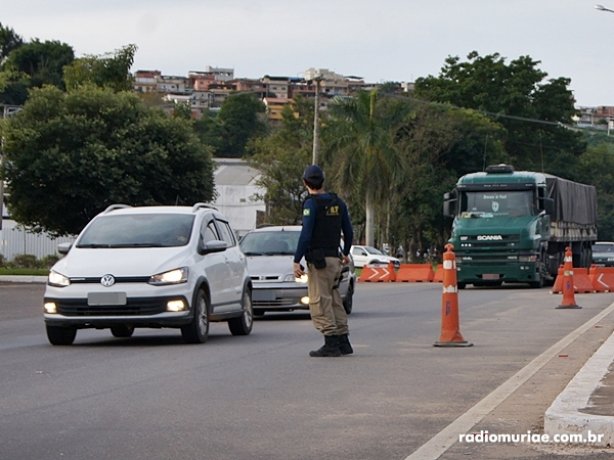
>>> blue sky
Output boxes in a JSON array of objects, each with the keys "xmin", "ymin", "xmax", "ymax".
[{"xmin": 2, "ymin": 0, "xmax": 613, "ymax": 106}]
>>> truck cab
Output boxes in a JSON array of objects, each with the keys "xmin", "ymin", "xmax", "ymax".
[{"xmin": 443, "ymin": 164, "xmax": 596, "ymax": 289}]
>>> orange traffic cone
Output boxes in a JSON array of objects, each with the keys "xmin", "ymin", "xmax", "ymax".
[
  {"xmin": 434, "ymin": 243, "xmax": 473, "ymax": 347},
  {"xmin": 557, "ymin": 246, "xmax": 581, "ymax": 309}
]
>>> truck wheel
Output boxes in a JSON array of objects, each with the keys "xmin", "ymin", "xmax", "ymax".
[
  {"xmin": 457, "ymin": 282, "xmax": 466, "ymax": 289},
  {"xmin": 228, "ymin": 288, "xmax": 253, "ymax": 336},
  {"xmin": 529, "ymin": 277, "xmax": 544, "ymax": 289},
  {"xmin": 181, "ymin": 289, "xmax": 209, "ymax": 344},
  {"xmin": 46, "ymin": 325, "xmax": 77, "ymax": 345},
  {"xmin": 530, "ymin": 251, "xmax": 547, "ymax": 288}
]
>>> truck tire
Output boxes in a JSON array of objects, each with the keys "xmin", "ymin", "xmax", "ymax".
[{"xmin": 530, "ymin": 251, "xmax": 547, "ymax": 288}]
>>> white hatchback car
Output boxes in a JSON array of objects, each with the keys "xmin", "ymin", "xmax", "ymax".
[
  {"xmin": 43, "ymin": 203, "xmax": 253, "ymax": 345},
  {"xmin": 350, "ymin": 245, "xmax": 400, "ymax": 268}
]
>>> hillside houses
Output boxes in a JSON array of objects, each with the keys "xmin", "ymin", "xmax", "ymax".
[{"xmin": 133, "ymin": 66, "xmax": 389, "ymax": 123}]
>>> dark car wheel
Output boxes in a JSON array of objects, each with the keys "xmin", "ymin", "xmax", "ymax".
[
  {"xmin": 229, "ymin": 288, "xmax": 254, "ymax": 336},
  {"xmin": 343, "ymin": 281, "xmax": 354, "ymax": 315},
  {"xmin": 181, "ymin": 289, "xmax": 210, "ymax": 344},
  {"xmin": 46, "ymin": 325, "xmax": 77, "ymax": 345},
  {"xmin": 111, "ymin": 325, "xmax": 135, "ymax": 338}
]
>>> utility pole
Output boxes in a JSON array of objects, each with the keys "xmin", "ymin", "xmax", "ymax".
[{"xmin": 312, "ymin": 75, "xmax": 322, "ymax": 165}]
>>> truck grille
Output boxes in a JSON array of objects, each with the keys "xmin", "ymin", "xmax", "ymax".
[{"xmin": 456, "ymin": 234, "xmax": 522, "ymax": 265}]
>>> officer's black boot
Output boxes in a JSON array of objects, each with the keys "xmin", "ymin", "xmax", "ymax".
[
  {"xmin": 309, "ymin": 335, "xmax": 341, "ymax": 357},
  {"xmin": 338, "ymin": 334, "xmax": 353, "ymax": 355}
]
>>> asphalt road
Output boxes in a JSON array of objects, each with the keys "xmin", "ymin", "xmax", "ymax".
[{"xmin": 1, "ymin": 281, "xmax": 613, "ymax": 460}]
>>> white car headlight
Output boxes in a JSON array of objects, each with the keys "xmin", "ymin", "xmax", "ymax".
[
  {"xmin": 283, "ymin": 273, "xmax": 308, "ymax": 283},
  {"xmin": 48, "ymin": 270, "xmax": 70, "ymax": 287},
  {"xmin": 149, "ymin": 267, "xmax": 189, "ymax": 285}
]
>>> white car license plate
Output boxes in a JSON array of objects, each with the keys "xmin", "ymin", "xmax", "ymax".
[
  {"xmin": 253, "ymin": 290, "xmax": 276, "ymax": 301},
  {"xmin": 87, "ymin": 292, "xmax": 127, "ymax": 306}
]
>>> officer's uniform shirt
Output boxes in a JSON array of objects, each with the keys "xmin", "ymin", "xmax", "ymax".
[{"xmin": 294, "ymin": 192, "xmax": 353, "ymax": 264}]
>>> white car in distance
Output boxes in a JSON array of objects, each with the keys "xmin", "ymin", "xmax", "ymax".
[{"xmin": 350, "ymin": 245, "xmax": 400, "ymax": 268}]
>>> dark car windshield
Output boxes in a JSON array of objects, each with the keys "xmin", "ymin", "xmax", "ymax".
[
  {"xmin": 593, "ymin": 243, "xmax": 614, "ymax": 253},
  {"xmin": 77, "ymin": 214, "xmax": 195, "ymax": 248},
  {"xmin": 240, "ymin": 230, "xmax": 300, "ymax": 255}
]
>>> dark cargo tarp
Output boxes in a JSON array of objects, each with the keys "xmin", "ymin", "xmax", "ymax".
[{"xmin": 545, "ymin": 175, "xmax": 597, "ymax": 225}]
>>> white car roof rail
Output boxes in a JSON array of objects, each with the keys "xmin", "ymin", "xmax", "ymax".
[
  {"xmin": 102, "ymin": 204, "xmax": 132, "ymax": 214},
  {"xmin": 192, "ymin": 202, "xmax": 218, "ymax": 212}
]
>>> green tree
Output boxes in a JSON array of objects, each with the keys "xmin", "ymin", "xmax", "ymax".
[
  {"xmin": 193, "ymin": 111, "xmax": 224, "ymax": 154},
  {"xmin": 575, "ymin": 142, "xmax": 614, "ymax": 241},
  {"xmin": 323, "ymin": 91, "xmax": 412, "ymax": 245},
  {"xmin": 1, "ymin": 39, "xmax": 74, "ymax": 105},
  {"xmin": 0, "ymin": 23, "xmax": 24, "ymax": 63},
  {"xmin": 414, "ymin": 51, "xmax": 585, "ymax": 174},
  {"xmin": 1, "ymin": 85, "xmax": 214, "ymax": 235},
  {"xmin": 390, "ymin": 104, "xmax": 508, "ymax": 257},
  {"xmin": 63, "ymin": 44, "xmax": 136, "ymax": 92},
  {"xmin": 248, "ymin": 97, "xmax": 314, "ymax": 224},
  {"xmin": 0, "ymin": 67, "xmax": 29, "ymax": 105},
  {"xmin": 215, "ymin": 92, "xmax": 267, "ymax": 157},
  {"xmin": 3, "ymin": 39, "xmax": 74, "ymax": 89}
]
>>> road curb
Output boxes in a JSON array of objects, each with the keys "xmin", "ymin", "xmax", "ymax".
[
  {"xmin": 544, "ymin": 331, "xmax": 614, "ymax": 446},
  {"xmin": 0, "ymin": 276, "xmax": 47, "ymax": 283}
]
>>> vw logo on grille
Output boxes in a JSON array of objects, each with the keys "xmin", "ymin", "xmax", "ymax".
[{"xmin": 100, "ymin": 274, "xmax": 116, "ymax": 287}]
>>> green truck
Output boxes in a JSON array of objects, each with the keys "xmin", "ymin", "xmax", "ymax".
[{"xmin": 443, "ymin": 164, "xmax": 597, "ymax": 288}]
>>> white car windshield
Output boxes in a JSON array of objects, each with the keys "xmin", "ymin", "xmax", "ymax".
[
  {"xmin": 77, "ymin": 214, "xmax": 195, "ymax": 248},
  {"xmin": 364, "ymin": 246, "xmax": 384, "ymax": 255}
]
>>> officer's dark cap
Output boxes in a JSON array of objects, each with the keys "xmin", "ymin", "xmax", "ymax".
[{"xmin": 303, "ymin": 165, "xmax": 324, "ymax": 186}]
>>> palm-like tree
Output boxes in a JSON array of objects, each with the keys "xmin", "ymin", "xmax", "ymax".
[{"xmin": 324, "ymin": 91, "xmax": 411, "ymax": 246}]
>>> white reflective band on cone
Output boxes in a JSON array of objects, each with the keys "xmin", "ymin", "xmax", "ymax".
[
  {"xmin": 443, "ymin": 285, "xmax": 458, "ymax": 293},
  {"xmin": 564, "ymin": 270, "xmax": 574, "ymax": 276},
  {"xmin": 564, "ymin": 256, "xmax": 572, "ymax": 262},
  {"xmin": 443, "ymin": 260, "xmax": 454, "ymax": 270}
]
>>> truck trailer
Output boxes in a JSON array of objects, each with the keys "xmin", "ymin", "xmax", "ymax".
[{"xmin": 443, "ymin": 164, "xmax": 597, "ymax": 288}]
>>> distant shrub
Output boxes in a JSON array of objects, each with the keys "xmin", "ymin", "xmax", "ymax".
[{"xmin": 12, "ymin": 254, "xmax": 39, "ymax": 269}]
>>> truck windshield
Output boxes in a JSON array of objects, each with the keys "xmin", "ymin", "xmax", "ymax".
[{"xmin": 461, "ymin": 191, "xmax": 535, "ymax": 218}]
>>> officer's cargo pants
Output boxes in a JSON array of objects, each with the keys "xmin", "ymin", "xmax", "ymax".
[{"xmin": 307, "ymin": 256, "xmax": 348, "ymax": 336}]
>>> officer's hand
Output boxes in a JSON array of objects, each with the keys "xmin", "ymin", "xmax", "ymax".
[
  {"xmin": 341, "ymin": 254, "xmax": 350, "ymax": 265},
  {"xmin": 293, "ymin": 262, "xmax": 304, "ymax": 278}
]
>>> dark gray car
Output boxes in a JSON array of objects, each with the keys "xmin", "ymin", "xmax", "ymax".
[{"xmin": 592, "ymin": 241, "xmax": 614, "ymax": 267}]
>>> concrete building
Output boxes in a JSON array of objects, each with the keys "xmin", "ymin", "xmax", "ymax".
[
  {"xmin": 133, "ymin": 70, "xmax": 162, "ymax": 93},
  {"xmin": 212, "ymin": 159, "xmax": 265, "ymax": 237}
]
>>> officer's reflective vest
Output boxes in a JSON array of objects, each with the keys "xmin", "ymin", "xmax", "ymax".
[{"xmin": 309, "ymin": 193, "xmax": 342, "ymax": 257}]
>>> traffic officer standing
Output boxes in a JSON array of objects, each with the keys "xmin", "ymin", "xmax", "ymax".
[{"xmin": 294, "ymin": 165, "xmax": 354, "ymax": 357}]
